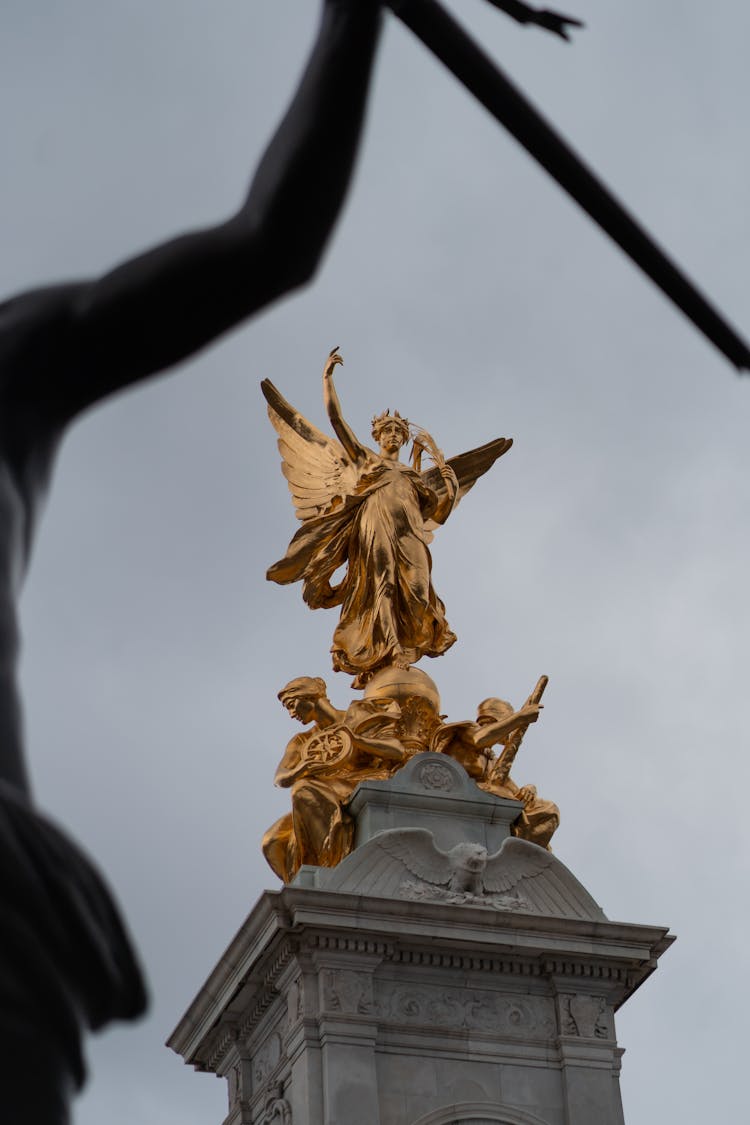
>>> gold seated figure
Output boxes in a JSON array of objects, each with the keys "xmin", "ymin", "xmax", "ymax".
[
  {"xmin": 262, "ymin": 677, "xmax": 406, "ymax": 882},
  {"xmin": 263, "ymin": 670, "xmax": 559, "ymax": 882},
  {"xmin": 432, "ymin": 695, "xmax": 559, "ymax": 850}
]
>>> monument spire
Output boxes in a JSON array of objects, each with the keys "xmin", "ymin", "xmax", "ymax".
[{"xmin": 169, "ymin": 345, "xmax": 673, "ymax": 1123}]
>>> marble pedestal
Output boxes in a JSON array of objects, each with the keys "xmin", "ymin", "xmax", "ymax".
[{"xmin": 168, "ymin": 755, "xmax": 673, "ymax": 1125}]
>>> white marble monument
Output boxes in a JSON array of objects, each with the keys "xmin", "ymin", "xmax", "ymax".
[{"xmin": 168, "ymin": 755, "xmax": 673, "ymax": 1125}]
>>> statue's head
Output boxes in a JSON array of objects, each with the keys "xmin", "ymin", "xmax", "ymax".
[
  {"xmin": 476, "ymin": 697, "xmax": 514, "ymax": 725},
  {"xmin": 278, "ymin": 676, "xmax": 327, "ymax": 724},
  {"xmin": 371, "ymin": 409, "xmax": 410, "ymax": 454}
]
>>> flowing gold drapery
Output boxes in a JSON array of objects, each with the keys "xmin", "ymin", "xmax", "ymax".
[
  {"xmin": 262, "ymin": 357, "xmax": 511, "ymax": 681},
  {"xmin": 268, "ymin": 458, "xmax": 456, "ymax": 677}
]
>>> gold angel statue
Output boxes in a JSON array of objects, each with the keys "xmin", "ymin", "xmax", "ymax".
[{"xmin": 263, "ymin": 348, "xmax": 513, "ymax": 685}]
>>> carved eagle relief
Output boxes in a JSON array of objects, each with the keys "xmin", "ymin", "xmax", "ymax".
[{"xmin": 321, "ymin": 827, "xmax": 606, "ymax": 920}]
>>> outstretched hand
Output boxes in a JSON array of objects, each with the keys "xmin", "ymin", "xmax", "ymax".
[
  {"xmin": 517, "ymin": 784, "xmax": 538, "ymax": 806},
  {"xmin": 483, "ymin": 1, "xmax": 583, "ymax": 41},
  {"xmin": 533, "ymin": 8, "xmax": 583, "ymax": 40},
  {"xmin": 516, "ymin": 702, "xmax": 543, "ymax": 725},
  {"xmin": 324, "ymin": 346, "xmax": 343, "ymax": 379}
]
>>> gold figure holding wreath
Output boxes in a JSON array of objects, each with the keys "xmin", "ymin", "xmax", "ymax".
[{"xmin": 263, "ymin": 348, "xmax": 512, "ymax": 685}]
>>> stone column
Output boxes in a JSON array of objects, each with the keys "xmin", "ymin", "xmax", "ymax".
[{"xmin": 168, "ymin": 757, "xmax": 673, "ymax": 1125}]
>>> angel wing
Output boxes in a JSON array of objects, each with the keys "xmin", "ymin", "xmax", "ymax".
[
  {"xmin": 422, "ymin": 436, "xmax": 513, "ymax": 533},
  {"xmin": 482, "ymin": 837, "xmax": 606, "ymax": 920},
  {"xmin": 261, "ymin": 379, "xmax": 358, "ymax": 521}
]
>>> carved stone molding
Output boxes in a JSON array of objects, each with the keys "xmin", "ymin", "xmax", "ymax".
[
  {"xmin": 228, "ymin": 1062, "xmax": 242, "ymax": 1106},
  {"xmin": 543, "ymin": 958, "xmax": 627, "ymax": 983},
  {"xmin": 259, "ymin": 1089, "xmax": 292, "ymax": 1125},
  {"xmin": 207, "ymin": 1025, "xmax": 240, "ymax": 1074},
  {"xmin": 252, "ymin": 1032, "xmax": 285, "ymax": 1094},
  {"xmin": 378, "ymin": 982, "xmax": 555, "ymax": 1039},
  {"xmin": 321, "ymin": 969, "xmax": 375, "ymax": 1016},
  {"xmin": 410, "ymin": 1103, "xmax": 554, "ymax": 1125},
  {"xmin": 286, "ymin": 976, "xmax": 304, "ymax": 1026},
  {"xmin": 415, "ymin": 759, "xmax": 456, "ymax": 791},
  {"xmin": 386, "ymin": 948, "xmax": 545, "ymax": 976},
  {"xmin": 309, "ymin": 934, "xmax": 393, "ymax": 957},
  {"xmin": 202, "ymin": 940, "xmax": 299, "ymax": 1071},
  {"xmin": 399, "ymin": 876, "xmax": 529, "ymax": 912},
  {"xmin": 558, "ymin": 995, "xmax": 610, "ymax": 1039}
]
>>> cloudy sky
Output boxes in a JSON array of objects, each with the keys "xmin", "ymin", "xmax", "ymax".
[{"xmin": 3, "ymin": 1, "xmax": 748, "ymax": 1121}]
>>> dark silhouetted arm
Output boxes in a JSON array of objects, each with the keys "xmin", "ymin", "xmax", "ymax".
[
  {"xmin": 390, "ymin": 0, "xmax": 750, "ymax": 371},
  {"xmin": 0, "ymin": 0, "xmax": 383, "ymax": 424}
]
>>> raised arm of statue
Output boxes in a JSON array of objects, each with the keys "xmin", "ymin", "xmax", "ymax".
[
  {"xmin": 0, "ymin": 10, "xmax": 387, "ymax": 1118},
  {"xmin": 0, "ymin": 1, "xmax": 383, "ymax": 429},
  {"xmin": 343, "ymin": 698, "xmax": 407, "ymax": 764},
  {"xmin": 473, "ymin": 702, "xmax": 542, "ymax": 751},
  {"xmin": 322, "ymin": 349, "xmax": 369, "ymax": 464}
]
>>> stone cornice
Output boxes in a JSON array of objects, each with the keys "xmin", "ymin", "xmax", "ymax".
[{"xmin": 168, "ymin": 884, "xmax": 673, "ymax": 1074}]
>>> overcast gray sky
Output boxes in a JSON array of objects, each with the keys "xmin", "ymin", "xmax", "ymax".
[{"xmin": 3, "ymin": 1, "xmax": 748, "ymax": 1122}]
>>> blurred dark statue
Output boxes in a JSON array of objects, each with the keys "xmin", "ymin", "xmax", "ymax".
[{"xmin": 0, "ymin": 2, "xmax": 383, "ymax": 1120}]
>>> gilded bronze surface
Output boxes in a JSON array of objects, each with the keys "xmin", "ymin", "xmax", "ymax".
[
  {"xmin": 263, "ymin": 669, "xmax": 558, "ymax": 875},
  {"xmin": 432, "ymin": 676, "xmax": 559, "ymax": 850},
  {"xmin": 263, "ymin": 348, "xmax": 512, "ymax": 685},
  {"xmin": 261, "ymin": 351, "xmax": 558, "ymax": 878},
  {"xmin": 262, "ymin": 676, "xmax": 409, "ymax": 881}
]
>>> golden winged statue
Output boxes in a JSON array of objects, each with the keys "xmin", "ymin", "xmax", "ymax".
[{"xmin": 262, "ymin": 348, "xmax": 513, "ymax": 685}]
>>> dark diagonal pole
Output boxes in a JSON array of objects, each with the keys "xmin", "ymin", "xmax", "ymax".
[{"xmin": 388, "ymin": 0, "xmax": 750, "ymax": 372}]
